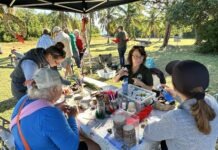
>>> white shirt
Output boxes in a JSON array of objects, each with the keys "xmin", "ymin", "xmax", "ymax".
[
  {"xmin": 37, "ymin": 34, "xmax": 54, "ymax": 49},
  {"xmin": 54, "ymin": 31, "xmax": 73, "ymax": 58}
]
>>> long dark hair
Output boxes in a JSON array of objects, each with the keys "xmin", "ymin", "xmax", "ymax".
[
  {"xmin": 172, "ymin": 60, "xmax": 215, "ymax": 134},
  {"xmin": 127, "ymin": 46, "xmax": 146, "ymax": 66},
  {"xmin": 45, "ymin": 42, "xmax": 66, "ymax": 59}
]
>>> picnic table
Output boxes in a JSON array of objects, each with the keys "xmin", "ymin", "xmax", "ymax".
[
  {"xmin": 135, "ymin": 39, "xmax": 151, "ymax": 47},
  {"xmin": 65, "ymin": 79, "xmax": 167, "ymax": 150},
  {"xmin": 77, "ymin": 107, "xmax": 166, "ymax": 150}
]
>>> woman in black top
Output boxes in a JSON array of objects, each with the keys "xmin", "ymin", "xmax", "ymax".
[{"xmin": 113, "ymin": 46, "xmax": 153, "ymax": 90}]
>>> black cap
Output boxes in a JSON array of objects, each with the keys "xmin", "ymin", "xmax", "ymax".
[
  {"xmin": 165, "ymin": 60, "xmax": 180, "ymax": 75},
  {"xmin": 172, "ymin": 60, "xmax": 209, "ymax": 100}
]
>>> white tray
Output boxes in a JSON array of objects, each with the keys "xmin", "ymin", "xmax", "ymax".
[{"xmin": 117, "ymin": 84, "xmax": 155, "ymax": 111}]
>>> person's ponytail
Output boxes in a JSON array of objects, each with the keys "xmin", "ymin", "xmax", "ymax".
[{"xmin": 191, "ymin": 94, "xmax": 215, "ymax": 134}]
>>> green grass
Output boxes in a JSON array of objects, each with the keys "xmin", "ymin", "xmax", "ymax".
[{"xmin": 0, "ymin": 37, "xmax": 218, "ymax": 121}]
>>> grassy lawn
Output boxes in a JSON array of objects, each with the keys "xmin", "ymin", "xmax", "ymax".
[{"xmin": 0, "ymin": 37, "xmax": 218, "ymax": 121}]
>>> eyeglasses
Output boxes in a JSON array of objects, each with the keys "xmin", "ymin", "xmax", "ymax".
[{"xmin": 132, "ymin": 55, "xmax": 143, "ymax": 59}]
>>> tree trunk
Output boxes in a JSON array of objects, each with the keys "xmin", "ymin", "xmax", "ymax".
[
  {"xmin": 194, "ymin": 26, "xmax": 202, "ymax": 45},
  {"xmin": 106, "ymin": 8, "xmax": 110, "ymax": 44},
  {"xmin": 162, "ymin": 21, "xmax": 171, "ymax": 47},
  {"xmin": 107, "ymin": 34, "xmax": 110, "ymax": 44},
  {"xmin": 106, "ymin": 24, "xmax": 110, "ymax": 44}
]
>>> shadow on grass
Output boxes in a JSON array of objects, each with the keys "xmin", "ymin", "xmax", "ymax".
[
  {"xmin": 95, "ymin": 77, "xmax": 109, "ymax": 82},
  {"xmin": 0, "ymin": 65, "xmax": 14, "ymax": 68},
  {"xmin": 105, "ymin": 47, "xmax": 116, "ymax": 51},
  {"xmin": 0, "ymin": 97, "xmax": 16, "ymax": 113},
  {"xmin": 90, "ymin": 43, "xmax": 107, "ymax": 48},
  {"xmin": 0, "ymin": 57, "xmax": 10, "ymax": 63},
  {"xmin": 91, "ymin": 48, "xmax": 117, "ymax": 52},
  {"xmin": 0, "ymin": 56, "xmax": 14, "ymax": 68}
]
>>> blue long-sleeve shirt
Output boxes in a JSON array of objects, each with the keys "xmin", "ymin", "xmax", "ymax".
[{"xmin": 11, "ymin": 95, "xmax": 79, "ymax": 150}]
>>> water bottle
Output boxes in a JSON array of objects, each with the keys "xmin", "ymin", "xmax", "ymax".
[
  {"xmin": 161, "ymin": 89, "xmax": 174, "ymax": 103},
  {"xmin": 122, "ymin": 77, "xmax": 128, "ymax": 95}
]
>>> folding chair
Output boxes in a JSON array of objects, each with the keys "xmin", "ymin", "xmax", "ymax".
[{"xmin": 0, "ymin": 117, "xmax": 15, "ymax": 150}]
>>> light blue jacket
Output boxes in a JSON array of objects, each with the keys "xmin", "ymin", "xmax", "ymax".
[{"xmin": 144, "ymin": 95, "xmax": 218, "ymax": 150}]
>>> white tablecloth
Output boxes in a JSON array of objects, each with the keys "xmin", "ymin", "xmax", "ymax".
[{"xmin": 77, "ymin": 109, "xmax": 167, "ymax": 150}]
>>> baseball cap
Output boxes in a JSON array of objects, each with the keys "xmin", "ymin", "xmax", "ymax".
[
  {"xmin": 33, "ymin": 68, "xmax": 62, "ymax": 89},
  {"xmin": 172, "ymin": 60, "xmax": 209, "ymax": 97},
  {"xmin": 53, "ymin": 26, "xmax": 61, "ymax": 33},
  {"xmin": 165, "ymin": 60, "xmax": 180, "ymax": 75}
]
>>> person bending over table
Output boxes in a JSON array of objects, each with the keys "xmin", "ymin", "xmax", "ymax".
[
  {"xmin": 11, "ymin": 68, "xmax": 80, "ymax": 150},
  {"xmin": 143, "ymin": 60, "xmax": 218, "ymax": 150},
  {"xmin": 10, "ymin": 42, "xmax": 66, "ymax": 100},
  {"xmin": 113, "ymin": 46, "xmax": 153, "ymax": 90}
]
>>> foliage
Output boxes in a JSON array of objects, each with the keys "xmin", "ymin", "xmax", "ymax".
[
  {"xmin": 98, "ymin": 8, "xmax": 117, "ymax": 36},
  {"xmin": 0, "ymin": 8, "xmax": 82, "ymax": 41},
  {"xmin": 116, "ymin": 2, "xmax": 145, "ymax": 39},
  {"xmin": 0, "ymin": 6, "xmax": 26, "ymax": 41},
  {"xmin": 90, "ymin": 25, "xmax": 100, "ymax": 37},
  {"xmin": 167, "ymin": 0, "xmax": 218, "ymax": 47},
  {"xmin": 140, "ymin": 7, "xmax": 165, "ymax": 38},
  {"xmin": 197, "ymin": 19, "xmax": 218, "ymax": 53}
]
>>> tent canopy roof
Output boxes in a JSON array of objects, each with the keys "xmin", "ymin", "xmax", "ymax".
[{"xmin": 0, "ymin": 0, "xmax": 139, "ymax": 13}]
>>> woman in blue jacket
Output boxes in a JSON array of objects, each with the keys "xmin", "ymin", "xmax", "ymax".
[{"xmin": 11, "ymin": 68, "xmax": 79, "ymax": 150}]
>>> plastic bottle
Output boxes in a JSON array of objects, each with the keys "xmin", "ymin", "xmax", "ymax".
[
  {"xmin": 95, "ymin": 93, "xmax": 105, "ymax": 119},
  {"xmin": 161, "ymin": 88, "xmax": 174, "ymax": 103},
  {"xmin": 122, "ymin": 77, "xmax": 128, "ymax": 95}
]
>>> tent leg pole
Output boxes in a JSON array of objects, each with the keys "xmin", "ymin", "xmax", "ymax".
[{"xmin": 86, "ymin": 33, "xmax": 92, "ymax": 75}]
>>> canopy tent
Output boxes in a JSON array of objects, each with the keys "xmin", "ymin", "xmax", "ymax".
[
  {"xmin": 0, "ymin": 0, "xmax": 139, "ymax": 13},
  {"xmin": 0, "ymin": 0, "xmax": 140, "ymax": 73}
]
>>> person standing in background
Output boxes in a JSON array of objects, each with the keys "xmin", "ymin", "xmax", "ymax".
[
  {"xmin": 53, "ymin": 26, "xmax": 73, "ymax": 79},
  {"xmin": 113, "ymin": 26, "xmax": 128, "ymax": 67},
  {"xmin": 74, "ymin": 29, "xmax": 85, "ymax": 60},
  {"xmin": 37, "ymin": 28, "xmax": 54, "ymax": 49},
  {"xmin": 64, "ymin": 28, "xmax": 81, "ymax": 68}
]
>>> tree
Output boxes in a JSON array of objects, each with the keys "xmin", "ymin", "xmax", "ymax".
[
  {"xmin": 167, "ymin": 0, "xmax": 218, "ymax": 52},
  {"xmin": 116, "ymin": 2, "xmax": 145, "ymax": 39},
  {"xmin": 47, "ymin": 11, "xmax": 77, "ymax": 30},
  {"xmin": 167, "ymin": 0, "xmax": 218, "ymax": 45},
  {"xmin": 143, "ymin": 0, "xmax": 176, "ymax": 47},
  {"xmin": 0, "ymin": 7, "xmax": 27, "ymax": 41},
  {"xmin": 141, "ymin": 7, "xmax": 165, "ymax": 40},
  {"xmin": 98, "ymin": 7, "xmax": 117, "ymax": 43}
]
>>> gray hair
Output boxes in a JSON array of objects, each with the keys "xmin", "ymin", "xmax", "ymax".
[
  {"xmin": 74, "ymin": 29, "xmax": 80, "ymax": 35},
  {"xmin": 28, "ymin": 84, "xmax": 62, "ymax": 102}
]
